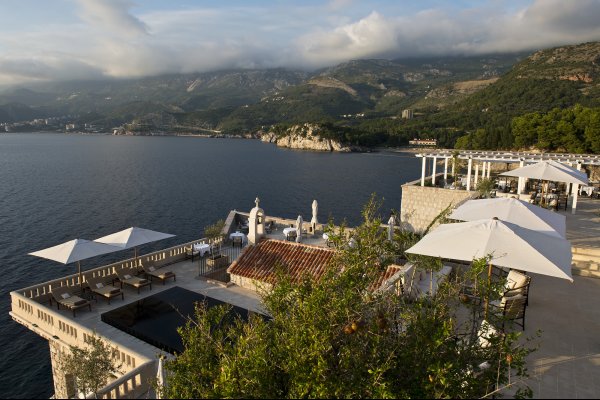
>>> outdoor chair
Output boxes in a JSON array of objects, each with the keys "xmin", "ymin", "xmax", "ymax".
[
  {"xmin": 86, "ymin": 276, "xmax": 124, "ymax": 304},
  {"xmin": 489, "ymin": 294, "xmax": 527, "ymax": 331},
  {"xmin": 454, "ymin": 319, "xmax": 503, "ymax": 376},
  {"xmin": 557, "ymin": 194, "xmax": 568, "ymax": 211},
  {"xmin": 265, "ymin": 220, "xmax": 274, "ymax": 234},
  {"xmin": 141, "ymin": 260, "xmax": 176, "ymax": 285},
  {"xmin": 116, "ymin": 267, "xmax": 152, "ymax": 294},
  {"xmin": 503, "ymin": 270, "xmax": 531, "ymax": 302},
  {"xmin": 185, "ymin": 245, "xmax": 200, "ymax": 262},
  {"xmin": 50, "ymin": 286, "xmax": 92, "ymax": 317},
  {"xmin": 232, "ymin": 236, "xmax": 243, "ymax": 247},
  {"xmin": 286, "ymin": 230, "xmax": 297, "ymax": 241}
]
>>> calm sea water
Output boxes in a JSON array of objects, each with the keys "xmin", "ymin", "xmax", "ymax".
[{"xmin": 0, "ymin": 133, "xmax": 421, "ymax": 398}]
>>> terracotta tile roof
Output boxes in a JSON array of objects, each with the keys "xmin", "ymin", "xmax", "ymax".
[
  {"xmin": 369, "ymin": 264, "xmax": 403, "ymax": 291},
  {"xmin": 227, "ymin": 239, "xmax": 335, "ymax": 284},
  {"xmin": 228, "ymin": 239, "xmax": 404, "ymax": 291}
]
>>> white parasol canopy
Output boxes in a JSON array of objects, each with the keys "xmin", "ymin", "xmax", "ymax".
[
  {"xmin": 95, "ymin": 227, "xmax": 175, "ymax": 249},
  {"xmin": 450, "ymin": 197, "xmax": 566, "ymax": 238},
  {"xmin": 296, "ymin": 215, "xmax": 303, "ymax": 243},
  {"xmin": 405, "ymin": 218, "xmax": 572, "ymax": 281},
  {"xmin": 29, "ymin": 239, "xmax": 121, "ymax": 287},
  {"xmin": 500, "ymin": 160, "xmax": 588, "ymax": 185}
]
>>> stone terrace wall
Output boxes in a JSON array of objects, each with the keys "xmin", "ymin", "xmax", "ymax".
[{"xmin": 400, "ymin": 180, "xmax": 476, "ymax": 233}]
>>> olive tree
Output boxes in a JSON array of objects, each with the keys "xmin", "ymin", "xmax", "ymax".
[{"xmin": 59, "ymin": 334, "xmax": 123, "ymax": 398}]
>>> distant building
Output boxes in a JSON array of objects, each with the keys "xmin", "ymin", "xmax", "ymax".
[
  {"xmin": 408, "ymin": 138, "xmax": 437, "ymax": 146},
  {"xmin": 402, "ymin": 109, "xmax": 414, "ymax": 119}
]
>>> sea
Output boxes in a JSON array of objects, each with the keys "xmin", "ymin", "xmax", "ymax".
[{"xmin": 0, "ymin": 132, "xmax": 421, "ymax": 398}]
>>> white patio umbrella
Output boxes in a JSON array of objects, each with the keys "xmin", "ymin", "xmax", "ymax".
[
  {"xmin": 311, "ymin": 200, "xmax": 318, "ymax": 229},
  {"xmin": 95, "ymin": 227, "xmax": 175, "ymax": 264},
  {"xmin": 156, "ymin": 356, "xmax": 166, "ymax": 399},
  {"xmin": 405, "ymin": 218, "xmax": 572, "ymax": 282},
  {"xmin": 450, "ymin": 197, "xmax": 566, "ymax": 238},
  {"xmin": 296, "ymin": 215, "xmax": 303, "ymax": 243},
  {"xmin": 387, "ymin": 214, "xmax": 397, "ymax": 241},
  {"xmin": 29, "ymin": 239, "xmax": 122, "ymax": 288},
  {"xmin": 500, "ymin": 160, "xmax": 588, "ymax": 185}
]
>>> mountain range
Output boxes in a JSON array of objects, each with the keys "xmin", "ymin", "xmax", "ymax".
[{"xmin": 1, "ymin": 41, "xmax": 599, "ymax": 150}]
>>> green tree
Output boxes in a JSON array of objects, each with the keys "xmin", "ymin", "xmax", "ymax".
[
  {"xmin": 59, "ymin": 334, "xmax": 123, "ymax": 398},
  {"xmin": 162, "ymin": 198, "xmax": 535, "ymax": 398}
]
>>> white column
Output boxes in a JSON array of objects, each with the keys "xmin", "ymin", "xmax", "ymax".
[
  {"xmin": 431, "ymin": 157, "xmax": 437, "ymax": 185},
  {"xmin": 421, "ymin": 156, "xmax": 426, "ymax": 187},
  {"xmin": 452, "ymin": 158, "xmax": 456, "ymax": 178},
  {"xmin": 517, "ymin": 160, "xmax": 525, "ymax": 195},
  {"xmin": 443, "ymin": 157, "xmax": 448, "ymax": 181},
  {"xmin": 572, "ymin": 163, "xmax": 582, "ymax": 214},
  {"xmin": 474, "ymin": 163, "xmax": 479, "ymax": 187},
  {"xmin": 481, "ymin": 162, "xmax": 486, "ymax": 180},
  {"xmin": 466, "ymin": 158, "xmax": 472, "ymax": 191},
  {"xmin": 487, "ymin": 162, "xmax": 491, "ymax": 178}
]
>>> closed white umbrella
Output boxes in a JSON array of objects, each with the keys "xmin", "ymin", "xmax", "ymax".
[
  {"xmin": 29, "ymin": 239, "xmax": 121, "ymax": 288},
  {"xmin": 387, "ymin": 214, "xmax": 397, "ymax": 241},
  {"xmin": 311, "ymin": 200, "xmax": 318, "ymax": 231},
  {"xmin": 296, "ymin": 215, "xmax": 303, "ymax": 243},
  {"xmin": 156, "ymin": 356, "xmax": 166, "ymax": 399},
  {"xmin": 450, "ymin": 197, "xmax": 566, "ymax": 238},
  {"xmin": 95, "ymin": 227, "xmax": 175, "ymax": 264},
  {"xmin": 500, "ymin": 160, "xmax": 588, "ymax": 185},
  {"xmin": 405, "ymin": 218, "xmax": 572, "ymax": 281}
]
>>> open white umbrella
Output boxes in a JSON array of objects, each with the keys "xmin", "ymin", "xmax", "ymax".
[
  {"xmin": 29, "ymin": 239, "xmax": 121, "ymax": 288},
  {"xmin": 450, "ymin": 197, "xmax": 566, "ymax": 238},
  {"xmin": 296, "ymin": 215, "xmax": 303, "ymax": 243},
  {"xmin": 405, "ymin": 218, "xmax": 572, "ymax": 281},
  {"xmin": 500, "ymin": 160, "xmax": 588, "ymax": 185},
  {"xmin": 95, "ymin": 227, "xmax": 175, "ymax": 263}
]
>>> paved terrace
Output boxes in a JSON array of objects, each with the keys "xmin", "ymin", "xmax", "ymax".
[{"xmin": 10, "ymin": 208, "xmax": 600, "ymax": 399}]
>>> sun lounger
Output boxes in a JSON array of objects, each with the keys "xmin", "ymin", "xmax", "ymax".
[
  {"xmin": 86, "ymin": 276, "xmax": 124, "ymax": 304},
  {"xmin": 50, "ymin": 286, "xmax": 91, "ymax": 317},
  {"xmin": 116, "ymin": 268, "xmax": 152, "ymax": 293},
  {"xmin": 141, "ymin": 260, "xmax": 176, "ymax": 285}
]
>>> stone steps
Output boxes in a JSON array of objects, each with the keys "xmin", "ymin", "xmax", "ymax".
[{"xmin": 572, "ymin": 246, "xmax": 600, "ymax": 278}]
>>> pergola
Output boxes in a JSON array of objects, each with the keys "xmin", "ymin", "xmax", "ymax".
[{"xmin": 416, "ymin": 150, "xmax": 600, "ymax": 214}]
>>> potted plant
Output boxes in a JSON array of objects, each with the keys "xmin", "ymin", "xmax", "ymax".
[{"xmin": 204, "ymin": 220, "xmax": 229, "ymax": 268}]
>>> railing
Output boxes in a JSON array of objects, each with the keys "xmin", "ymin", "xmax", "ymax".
[
  {"xmin": 93, "ymin": 361, "xmax": 155, "ymax": 399},
  {"xmin": 197, "ymin": 245, "xmax": 245, "ymax": 283},
  {"xmin": 10, "ymin": 291, "xmax": 153, "ymax": 398}
]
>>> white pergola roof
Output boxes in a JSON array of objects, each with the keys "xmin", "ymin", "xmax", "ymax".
[{"xmin": 416, "ymin": 149, "xmax": 600, "ymax": 166}]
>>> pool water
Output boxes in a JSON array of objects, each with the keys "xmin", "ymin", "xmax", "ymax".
[{"xmin": 101, "ymin": 286, "xmax": 256, "ymax": 354}]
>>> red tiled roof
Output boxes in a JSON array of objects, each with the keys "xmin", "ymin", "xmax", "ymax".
[
  {"xmin": 228, "ymin": 239, "xmax": 404, "ymax": 291},
  {"xmin": 227, "ymin": 239, "xmax": 335, "ymax": 284}
]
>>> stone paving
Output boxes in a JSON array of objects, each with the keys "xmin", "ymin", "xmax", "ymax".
[{"xmin": 522, "ymin": 196, "xmax": 600, "ymax": 398}]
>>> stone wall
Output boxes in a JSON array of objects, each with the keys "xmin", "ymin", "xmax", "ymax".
[{"xmin": 400, "ymin": 180, "xmax": 476, "ymax": 233}]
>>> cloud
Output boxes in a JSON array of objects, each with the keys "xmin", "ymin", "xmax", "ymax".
[
  {"xmin": 0, "ymin": 0, "xmax": 599, "ymax": 85},
  {"xmin": 295, "ymin": 0, "xmax": 600, "ymax": 67},
  {"xmin": 75, "ymin": 0, "xmax": 148, "ymax": 38}
]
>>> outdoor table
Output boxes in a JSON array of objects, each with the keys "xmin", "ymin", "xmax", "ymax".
[
  {"xmin": 229, "ymin": 231, "xmax": 247, "ymax": 243},
  {"xmin": 580, "ymin": 185, "xmax": 595, "ymax": 196},
  {"xmin": 193, "ymin": 243, "xmax": 211, "ymax": 257}
]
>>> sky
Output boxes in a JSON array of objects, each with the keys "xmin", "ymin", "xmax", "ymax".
[{"xmin": 0, "ymin": 0, "xmax": 599, "ymax": 85}]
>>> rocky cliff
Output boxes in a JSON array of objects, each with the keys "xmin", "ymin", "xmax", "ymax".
[{"xmin": 260, "ymin": 124, "xmax": 360, "ymax": 152}]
